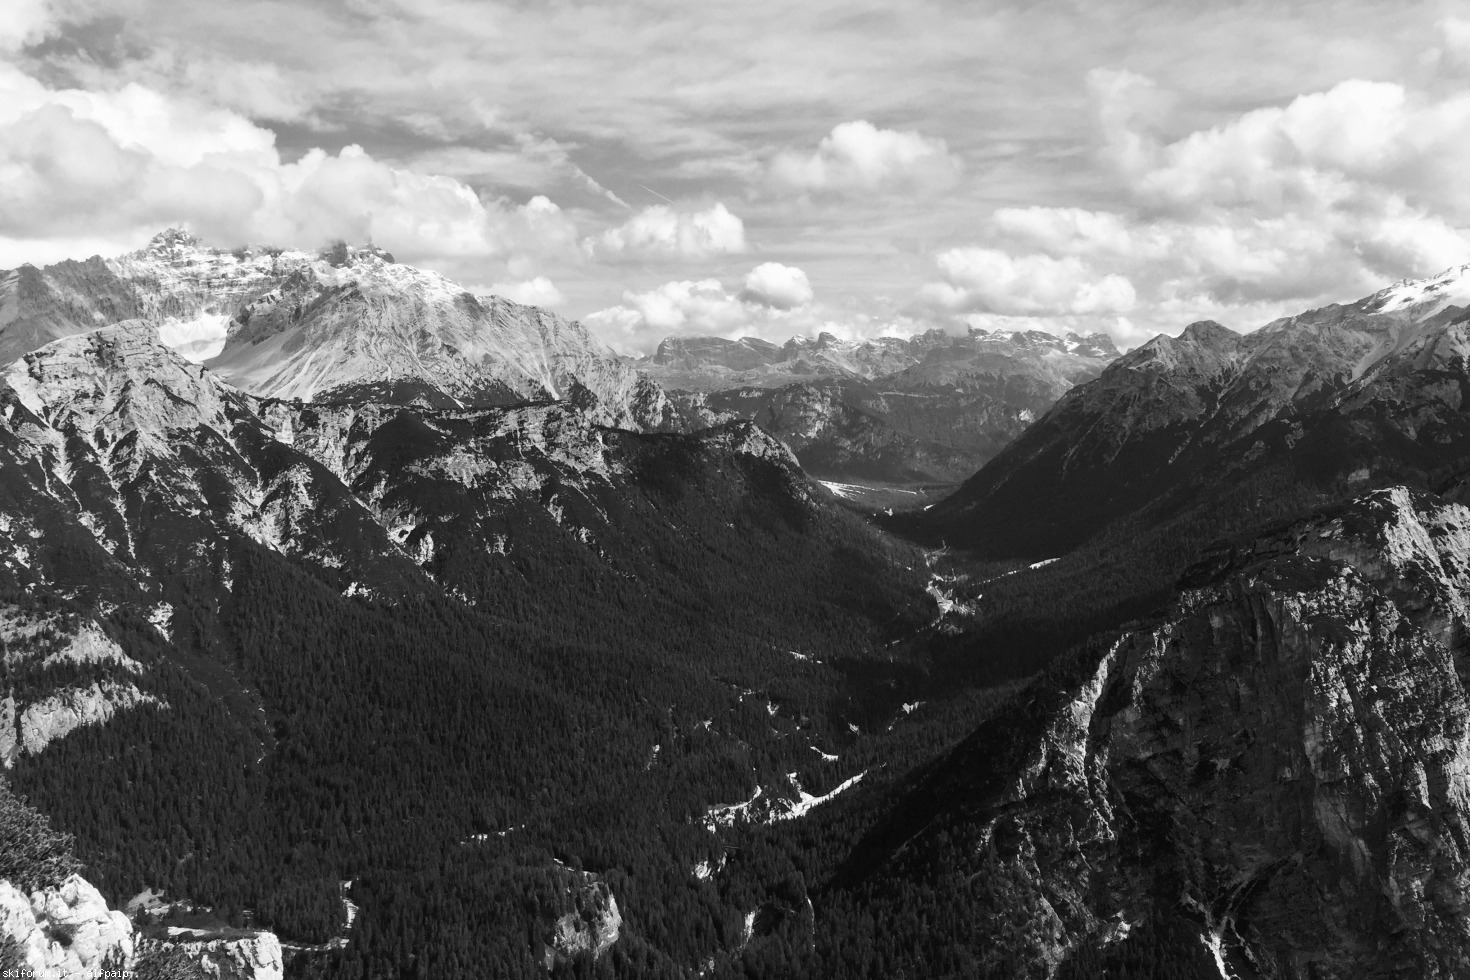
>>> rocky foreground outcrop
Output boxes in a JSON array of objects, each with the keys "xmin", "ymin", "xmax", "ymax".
[
  {"xmin": 850, "ymin": 486, "xmax": 1470, "ymax": 977},
  {"xmin": 0, "ymin": 872, "xmax": 285, "ymax": 980},
  {"xmin": 135, "ymin": 932, "xmax": 285, "ymax": 980},
  {"xmin": 0, "ymin": 874, "xmax": 132, "ymax": 976}
]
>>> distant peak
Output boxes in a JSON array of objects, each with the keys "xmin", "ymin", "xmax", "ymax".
[
  {"xmin": 1177, "ymin": 320, "xmax": 1239, "ymax": 347},
  {"xmin": 318, "ymin": 240, "xmax": 396, "ymax": 268},
  {"xmin": 1367, "ymin": 263, "xmax": 1470, "ymax": 315},
  {"xmin": 146, "ymin": 228, "xmax": 203, "ymax": 253}
]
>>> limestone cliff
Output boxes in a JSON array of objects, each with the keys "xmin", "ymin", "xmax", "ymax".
[
  {"xmin": 0, "ymin": 875, "xmax": 133, "ymax": 978},
  {"xmin": 849, "ymin": 486, "xmax": 1470, "ymax": 977},
  {"xmin": 135, "ymin": 932, "xmax": 284, "ymax": 980}
]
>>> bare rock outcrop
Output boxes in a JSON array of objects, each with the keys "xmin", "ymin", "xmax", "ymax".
[
  {"xmin": 542, "ymin": 867, "xmax": 621, "ymax": 971},
  {"xmin": 0, "ymin": 874, "xmax": 133, "ymax": 978},
  {"xmin": 136, "ymin": 932, "xmax": 284, "ymax": 980},
  {"xmin": 851, "ymin": 486, "xmax": 1470, "ymax": 977}
]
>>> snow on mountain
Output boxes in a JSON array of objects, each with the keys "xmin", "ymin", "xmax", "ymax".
[
  {"xmin": 0, "ymin": 230, "xmax": 679, "ymax": 431},
  {"xmin": 1365, "ymin": 263, "xmax": 1470, "ymax": 317},
  {"xmin": 917, "ymin": 261, "xmax": 1470, "ymax": 557},
  {"xmin": 640, "ymin": 327, "xmax": 1118, "ymax": 392}
]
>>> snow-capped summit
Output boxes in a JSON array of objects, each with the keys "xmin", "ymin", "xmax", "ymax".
[
  {"xmin": 1, "ymin": 231, "xmax": 675, "ymax": 430},
  {"xmin": 1364, "ymin": 263, "xmax": 1470, "ymax": 317}
]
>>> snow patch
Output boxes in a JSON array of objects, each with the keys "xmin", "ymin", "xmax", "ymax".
[
  {"xmin": 769, "ymin": 770, "xmax": 869, "ymax": 822},
  {"xmin": 148, "ymin": 602, "xmax": 173, "ymax": 641},
  {"xmin": 704, "ymin": 785, "xmax": 764, "ymax": 831}
]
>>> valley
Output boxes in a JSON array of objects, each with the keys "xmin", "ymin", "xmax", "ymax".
[{"xmin": 5, "ymin": 234, "xmax": 1470, "ymax": 978}]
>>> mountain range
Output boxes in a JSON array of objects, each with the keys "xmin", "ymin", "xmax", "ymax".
[
  {"xmin": 7, "ymin": 231, "xmax": 1470, "ymax": 978},
  {"xmin": 2, "ymin": 230, "xmax": 680, "ymax": 430},
  {"xmin": 639, "ymin": 327, "xmax": 1119, "ymax": 485}
]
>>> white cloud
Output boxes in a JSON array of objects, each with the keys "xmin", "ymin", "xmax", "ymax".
[
  {"xmin": 0, "ymin": 66, "xmax": 582, "ymax": 279},
  {"xmin": 739, "ymin": 262, "xmax": 812, "ymax": 309},
  {"xmin": 769, "ymin": 120, "xmax": 962, "ymax": 196},
  {"xmin": 584, "ymin": 263, "xmax": 844, "ymax": 353},
  {"xmin": 583, "ymin": 203, "xmax": 746, "ymax": 260},
  {"xmin": 1436, "ymin": 17, "xmax": 1470, "ymax": 69},
  {"xmin": 0, "ymin": 0, "xmax": 56, "ymax": 52},
  {"xmin": 916, "ymin": 72, "xmax": 1470, "ymax": 349},
  {"xmin": 488, "ymin": 276, "xmax": 565, "ymax": 308},
  {"xmin": 922, "ymin": 248, "xmax": 1137, "ymax": 317}
]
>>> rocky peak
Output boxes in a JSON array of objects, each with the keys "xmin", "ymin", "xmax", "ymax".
[
  {"xmin": 4, "ymin": 320, "xmax": 254, "ymax": 467},
  {"xmin": 142, "ymin": 227, "xmax": 204, "ymax": 259},
  {"xmin": 1364, "ymin": 262, "xmax": 1470, "ymax": 317},
  {"xmin": 1177, "ymin": 318, "xmax": 1237, "ymax": 346},
  {"xmin": 1065, "ymin": 331, "xmax": 1120, "ymax": 358},
  {"xmin": 1107, "ymin": 320, "xmax": 1244, "ymax": 381},
  {"xmin": 1, "ymin": 231, "xmax": 672, "ymax": 431}
]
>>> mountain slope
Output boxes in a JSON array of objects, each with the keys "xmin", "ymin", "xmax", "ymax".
[
  {"xmin": 915, "ymin": 266, "xmax": 1470, "ymax": 558},
  {"xmin": 0, "ymin": 230, "xmax": 680, "ymax": 431},
  {"xmin": 828, "ymin": 486, "xmax": 1470, "ymax": 978},
  {"xmin": 0, "ymin": 321, "xmax": 941, "ymax": 976},
  {"xmin": 652, "ymin": 328, "xmax": 1120, "ymax": 484}
]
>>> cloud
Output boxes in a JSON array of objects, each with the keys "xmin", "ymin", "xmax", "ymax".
[
  {"xmin": 0, "ymin": 0, "xmax": 56, "ymax": 52},
  {"xmin": 0, "ymin": 66, "xmax": 582, "ymax": 279},
  {"xmin": 583, "ymin": 202, "xmax": 746, "ymax": 260},
  {"xmin": 921, "ymin": 248, "xmax": 1136, "ymax": 317},
  {"xmin": 917, "ymin": 72, "xmax": 1470, "ymax": 349},
  {"xmin": 739, "ymin": 262, "xmax": 812, "ymax": 309},
  {"xmin": 769, "ymin": 120, "xmax": 962, "ymax": 196},
  {"xmin": 585, "ymin": 262, "xmax": 832, "ymax": 352},
  {"xmin": 488, "ymin": 276, "xmax": 565, "ymax": 308}
]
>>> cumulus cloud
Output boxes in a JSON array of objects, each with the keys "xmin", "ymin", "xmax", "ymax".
[
  {"xmin": 1106, "ymin": 74, "xmax": 1470, "ymax": 283},
  {"xmin": 920, "ymin": 72, "xmax": 1470, "ymax": 348},
  {"xmin": 0, "ymin": 0, "xmax": 56, "ymax": 52},
  {"xmin": 585, "ymin": 262, "xmax": 830, "ymax": 352},
  {"xmin": 488, "ymin": 276, "xmax": 565, "ymax": 308},
  {"xmin": 0, "ymin": 65, "xmax": 581, "ymax": 279},
  {"xmin": 769, "ymin": 120, "xmax": 962, "ymax": 196},
  {"xmin": 921, "ymin": 248, "xmax": 1137, "ymax": 317},
  {"xmin": 739, "ymin": 262, "xmax": 812, "ymax": 309},
  {"xmin": 583, "ymin": 203, "xmax": 746, "ymax": 260}
]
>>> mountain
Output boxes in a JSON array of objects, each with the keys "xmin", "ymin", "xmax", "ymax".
[
  {"xmin": 914, "ymin": 265, "xmax": 1470, "ymax": 558},
  {"xmin": 0, "ymin": 319, "xmax": 945, "ymax": 976},
  {"xmin": 827, "ymin": 486, "xmax": 1470, "ymax": 978},
  {"xmin": 640, "ymin": 328, "xmax": 1118, "ymax": 392},
  {"xmin": 644, "ymin": 328, "xmax": 1120, "ymax": 484},
  {"xmin": 0, "ymin": 230, "xmax": 681, "ymax": 430}
]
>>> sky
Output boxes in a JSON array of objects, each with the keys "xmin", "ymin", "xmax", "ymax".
[{"xmin": 5, "ymin": 1, "xmax": 1470, "ymax": 353}]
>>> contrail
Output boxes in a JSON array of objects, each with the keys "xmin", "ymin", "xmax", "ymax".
[{"xmin": 638, "ymin": 184, "xmax": 678, "ymax": 206}]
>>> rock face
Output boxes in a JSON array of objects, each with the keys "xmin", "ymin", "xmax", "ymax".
[
  {"xmin": 1, "ymin": 230, "xmax": 677, "ymax": 431},
  {"xmin": 0, "ymin": 317, "xmax": 908, "ymax": 655},
  {"xmin": 542, "ymin": 867, "xmax": 621, "ymax": 971},
  {"xmin": 138, "ymin": 933, "xmax": 285, "ymax": 980},
  {"xmin": 646, "ymin": 328, "xmax": 1119, "ymax": 484},
  {"xmin": 0, "ymin": 603, "xmax": 159, "ymax": 765},
  {"xmin": 0, "ymin": 319, "xmax": 427, "ymax": 600},
  {"xmin": 14, "ymin": 683, "xmax": 160, "ymax": 759},
  {"xmin": 920, "ymin": 264, "xmax": 1470, "ymax": 556},
  {"xmin": 638, "ymin": 327, "xmax": 1117, "ymax": 392},
  {"xmin": 847, "ymin": 486, "xmax": 1470, "ymax": 977},
  {"xmin": 0, "ymin": 874, "xmax": 133, "ymax": 977}
]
